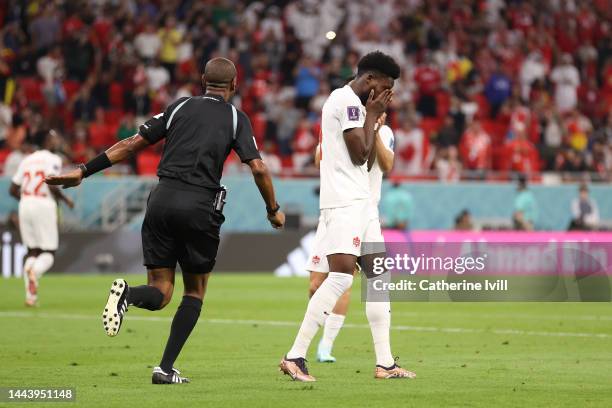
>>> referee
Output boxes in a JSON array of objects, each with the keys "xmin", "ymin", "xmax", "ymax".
[{"xmin": 46, "ymin": 57, "xmax": 285, "ymax": 384}]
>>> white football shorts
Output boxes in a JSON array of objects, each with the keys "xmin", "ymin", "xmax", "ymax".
[
  {"xmin": 18, "ymin": 198, "xmax": 58, "ymax": 251},
  {"xmin": 306, "ymin": 199, "xmax": 376, "ymax": 273}
]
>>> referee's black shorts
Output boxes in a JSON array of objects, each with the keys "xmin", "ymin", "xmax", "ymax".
[{"xmin": 142, "ymin": 178, "xmax": 225, "ymax": 274}]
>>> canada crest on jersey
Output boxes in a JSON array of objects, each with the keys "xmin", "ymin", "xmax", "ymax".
[
  {"xmin": 312, "ymin": 255, "xmax": 321, "ymax": 265},
  {"xmin": 353, "ymin": 236, "xmax": 361, "ymax": 248}
]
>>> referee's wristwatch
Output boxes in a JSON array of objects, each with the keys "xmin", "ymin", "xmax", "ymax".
[{"xmin": 266, "ymin": 202, "xmax": 281, "ymax": 216}]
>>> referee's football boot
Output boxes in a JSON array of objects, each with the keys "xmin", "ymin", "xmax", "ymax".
[
  {"xmin": 152, "ymin": 367, "xmax": 190, "ymax": 384},
  {"xmin": 102, "ymin": 279, "xmax": 129, "ymax": 337}
]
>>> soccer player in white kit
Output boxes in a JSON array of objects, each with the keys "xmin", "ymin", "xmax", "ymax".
[
  {"xmin": 280, "ymin": 51, "xmax": 415, "ymax": 381},
  {"xmin": 9, "ymin": 131, "xmax": 74, "ymax": 306},
  {"xmin": 308, "ymin": 114, "xmax": 395, "ymax": 363}
]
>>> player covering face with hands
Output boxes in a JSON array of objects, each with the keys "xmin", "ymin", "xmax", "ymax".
[
  {"xmin": 309, "ymin": 113, "xmax": 395, "ymax": 365},
  {"xmin": 280, "ymin": 51, "xmax": 415, "ymax": 381},
  {"xmin": 47, "ymin": 57, "xmax": 284, "ymax": 384}
]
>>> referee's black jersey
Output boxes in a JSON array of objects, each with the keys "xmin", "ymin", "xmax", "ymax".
[{"xmin": 138, "ymin": 94, "xmax": 260, "ymax": 189}]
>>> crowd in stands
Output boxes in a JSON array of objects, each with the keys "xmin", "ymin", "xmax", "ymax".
[{"xmin": 0, "ymin": 0, "xmax": 611, "ymax": 182}]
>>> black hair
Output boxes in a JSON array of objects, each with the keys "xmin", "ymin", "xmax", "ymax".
[
  {"xmin": 204, "ymin": 57, "xmax": 237, "ymax": 89},
  {"xmin": 455, "ymin": 210, "xmax": 469, "ymax": 225},
  {"xmin": 357, "ymin": 51, "xmax": 400, "ymax": 80}
]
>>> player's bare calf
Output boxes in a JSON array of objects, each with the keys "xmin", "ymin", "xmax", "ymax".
[{"xmin": 102, "ymin": 279, "xmax": 129, "ymax": 337}]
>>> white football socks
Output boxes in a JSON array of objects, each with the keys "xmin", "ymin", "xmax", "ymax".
[
  {"xmin": 32, "ymin": 253, "xmax": 54, "ymax": 279},
  {"xmin": 366, "ymin": 300, "xmax": 394, "ymax": 367},
  {"xmin": 23, "ymin": 256, "xmax": 37, "ymax": 300},
  {"xmin": 287, "ymin": 272, "xmax": 353, "ymax": 359},
  {"xmin": 23, "ymin": 253, "xmax": 54, "ymax": 304},
  {"xmin": 320, "ymin": 312, "xmax": 345, "ymax": 349}
]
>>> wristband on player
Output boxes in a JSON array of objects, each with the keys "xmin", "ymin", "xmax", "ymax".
[
  {"xmin": 81, "ymin": 152, "xmax": 112, "ymax": 178},
  {"xmin": 266, "ymin": 202, "xmax": 280, "ymax": 216}
]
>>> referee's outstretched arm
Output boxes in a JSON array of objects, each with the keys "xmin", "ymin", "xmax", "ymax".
[
  {"xmin": 45, "ymin": 133, "xmax": 284, "ymax": 229},
  {"xmin": 43, "ymin": 133, "xmax": 151, "ymax": 188}
]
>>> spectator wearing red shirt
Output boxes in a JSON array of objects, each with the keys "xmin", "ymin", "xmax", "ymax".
[
  {"xmin": 509, "ymin": 2, "xmax": 534, "ymax": 35},
  {"xmin": 555, "ymin": 19, "xmax": 579, "ymax": 55},
  {"xmin": 92, "ymin": 8, "xmax": 113, "ymax": 53},
  {"xmin": 506, "ymin": 99, "xmax": 540, "ymax": 145},
  {"xmin": 504, "ymin": 128, "xmax": 540, "ymax": 173},
  {"xmin": 459, "ymin": 119, "xmax": 492, "ymax": 173},
  {"xmin": 292, "ymin": 118, "xmax": 317, "ymax": 171},
  {"xmin": 62, "ymin": 11, "xmax": 84, "ymax": 38},
  {"xmin": 576, "ymin": 3, "xmax": 597, "ymax": 44},
  {"xmin": 414, "ymin": 55, "xmax": 441, "ymax": 118},
  {"xmin": 578, "ymin": 77, "xmax": 602, "ymax": 119},
  {"xmin": 70, "ymin": 122, "xmax": 90, "ymax": 164},
  {"xmin": 88, "ymin": 108, "xmax": 114, "ymax": 150}
]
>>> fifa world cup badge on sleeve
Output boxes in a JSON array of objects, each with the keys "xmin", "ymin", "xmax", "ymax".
[{"xmin": 347, "ymin": 106, "xmax": 360, "ymax": 121}]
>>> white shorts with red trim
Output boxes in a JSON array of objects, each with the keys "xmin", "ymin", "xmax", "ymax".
[{"xmin": 306, "ymin": 200, "xmax": 374, "ymax": 273}]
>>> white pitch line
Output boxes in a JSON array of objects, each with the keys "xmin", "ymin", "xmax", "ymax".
[
  {"xmin": 392, "ymin": 311, "xmax": 612, "ymax": 322},
  {"xmin": 0, "ymin": 311, "xmax": 610, "ymax": 339}
]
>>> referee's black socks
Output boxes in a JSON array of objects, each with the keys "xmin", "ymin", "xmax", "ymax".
[
  {"xmin": 159, "ymin": 295, "xmax": 202, "ymax": 373},
  {"xmin": 128, "ymin": 285, "xmax": 164, "ymax": 311}
]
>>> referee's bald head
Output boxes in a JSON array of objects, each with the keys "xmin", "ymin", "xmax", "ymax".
[{"xmin": 203, "ymin": 57, "xmax": 237, "ymax": 91}]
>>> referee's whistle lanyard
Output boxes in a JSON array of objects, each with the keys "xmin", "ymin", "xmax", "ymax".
[{"xmin": 213, "ymin": 185, "xmax": 228, "ymax": 213}]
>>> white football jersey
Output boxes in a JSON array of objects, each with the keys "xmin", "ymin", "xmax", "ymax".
[
  {"xmin": 12, "ymin": 150, "xmax": 63, "ymax": 204},
  {"xmin": 369, "ymin": 125, "xmax": 394, "ymax": 209},
  {"xmin": 319, "ymin": 85, "xmax": 369, "ymax": 209}
]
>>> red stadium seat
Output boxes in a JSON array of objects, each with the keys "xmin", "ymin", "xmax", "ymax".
[
  {"xmin": 481, "ymin": 120, "xmax": 508, "ymax": 145},
  {"xmin": 150, "ymin": 99, "xmax": 163, "ymax": 116},
  {"xmin": 89, "ymin": 122, "xmax": 115, "ymax": 150},
  {"xmin": 280, "ymin": 155, "xmax": 293, "ymax": 169},
  {"xmin": 436, "ymin": 91, "xmax": 451, "ymax": 118},
  {"xmin": 18, "ymin": 77, "xmax": 44, "ymax": 105},
  {"xmin": 63, "ymin": 80, "xmax": 81, "ymax": 100},
  {"xmin": 491, "ymin": 145, "xmax": 506, "ymax": 170},
  {"xmin": 104, "ymin": 109, "xmax": 123, "ymax": 127},
  {"xmin": 251, "ymin": 112, "xmax": 266, "ymax": 147},
  {"xmin": 420, "ymin": 117, "xmax": 442, "ymax": 138},
  {"xmin": 474, "ymin": 93, "xmax": 490, "ymax": 118},
  {"xmin": 137, "ymin": 150, "xmax": 161, "ymax": 175},
  {"xmin": 62, "ymin": 108, "xmax": 75, "ymax": 131}
]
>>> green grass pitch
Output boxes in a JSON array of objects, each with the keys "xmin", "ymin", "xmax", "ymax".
[{"xmin": 1, "ymin": 274, "xmax": 611, "ymax": 407}]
